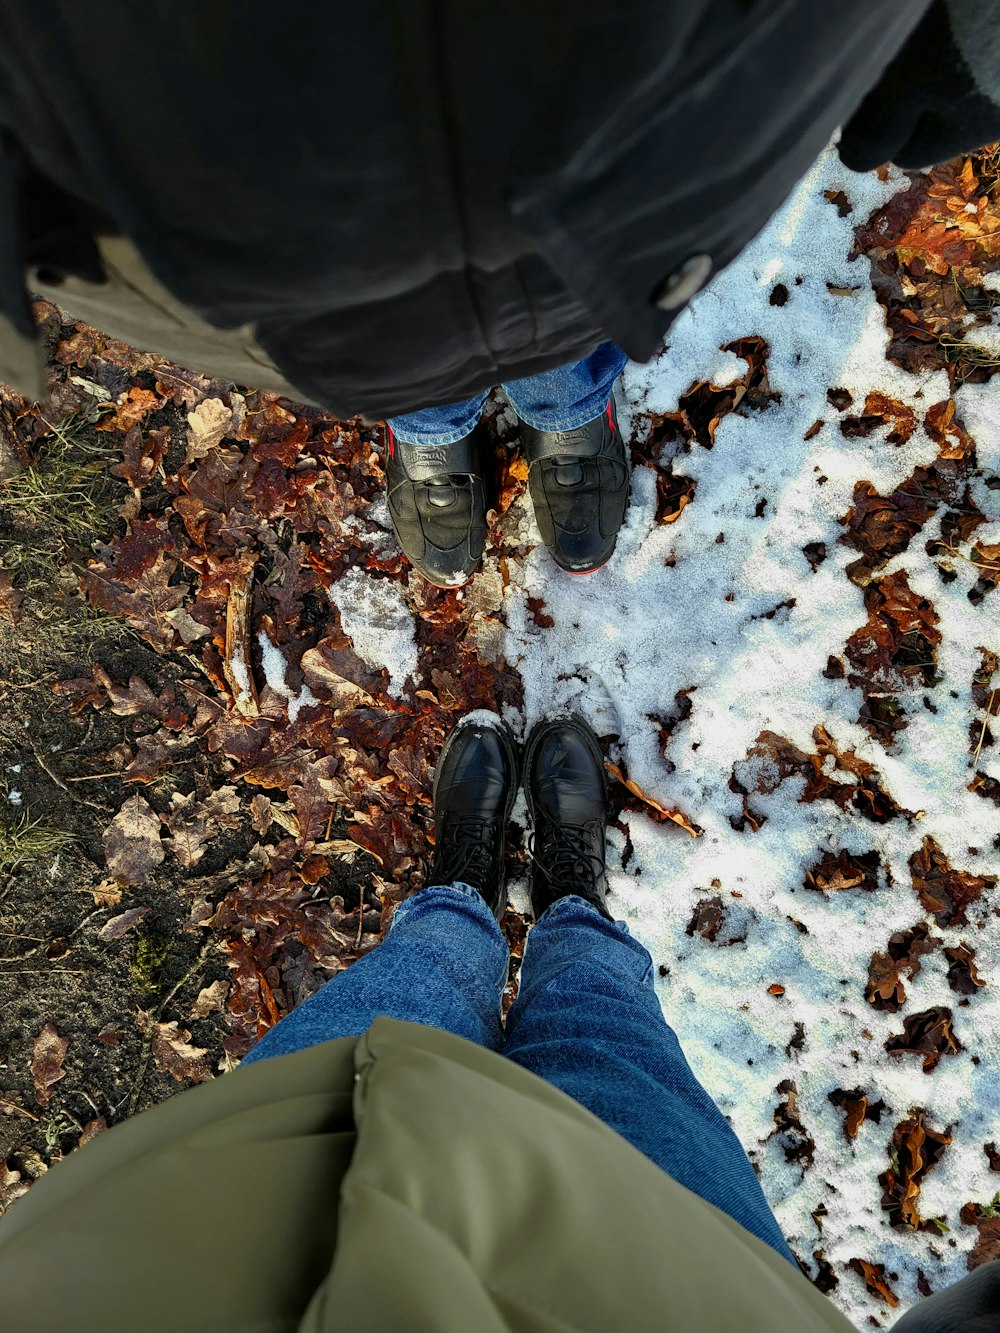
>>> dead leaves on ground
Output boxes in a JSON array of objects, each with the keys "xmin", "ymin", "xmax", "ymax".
[
  {"xmin": 25, "ymin": 356, "xmax": 526, "ymax": 1054},
  {"xmin": 634, "ymin": 336, "xmax": 779, "ymax": 525},
  {"xmin": 886, "ymin": 1007, "xmax": 962, "ymax": 1074},
  {"xmin": 865, "ymin": 922, "xmax": 939, "ymax": 1013},
  {"xmin": 854, "ymin": 148, "xmax": 1000, "ymax": 386},
  {"xmin": 729, "ymin": 723, "xmax": 913, "ymax": 831},
  {"xmin": 604, "ymin": 759, "xmax": 701, "ymax": 836},
  {"xmin": 909, "ymin": 836, "xmax": 995, "ymax": 928},
  {"xmin": 880, "ymin": 1110, "xmax": 952, "ymax": 1230}
]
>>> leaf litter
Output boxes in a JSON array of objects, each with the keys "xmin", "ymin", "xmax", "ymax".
[{"xmin": 0, "ymin": 138, "xmax": 997, "ymax": 1328}]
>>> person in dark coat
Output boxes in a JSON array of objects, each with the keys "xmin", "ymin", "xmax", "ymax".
[{"xmin": 1, "ymin": 2, "xmax": 998, "ymax": 583}]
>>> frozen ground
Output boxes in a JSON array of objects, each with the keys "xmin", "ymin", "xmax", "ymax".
[{"xmin": 368, "ymin": 142, "xmax": 1000, "ymax": 1323}]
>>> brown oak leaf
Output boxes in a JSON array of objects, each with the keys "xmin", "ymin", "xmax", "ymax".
[
  {"xmin": 909, "ymin": 835, "xmax": 995, "ymax": 927},
  {"xmin": 149, "ymin": 1020, "xmax": 213, "ymax": 1084},
  {"xmin": 885, "ymin": 1007, "xmax": 962, "ymax": 1073},
  {"xmin": 30, "ymin": 1024, "xmax": 69, "ymax": 1106},
  {"xmin": 103, "ymin": 795, "xmax": 165, "ymax": 886}
]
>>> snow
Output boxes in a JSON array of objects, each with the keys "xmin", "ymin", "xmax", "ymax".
[
  {"xmin": 326, "ymin": 565, "xmax": 419, "ymax": 698},
  {"xmin": 329, "ymin": 141, "xmax": 999, "ymax": 1324},
  {"xmin": 7, "ymin": 789, "xmax": 22, "ymax": 806},
  {"xmin": 257, "ymin": 629, "xmax": 320, "ymax": 723},
  {"xmin": 501, "ymin": 144, "xmax": 1000, "ymax": 1320}
]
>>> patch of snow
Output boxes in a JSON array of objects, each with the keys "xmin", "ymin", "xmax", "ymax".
[
  {"xmin": 257, "ymin": 630, "xmax": 320, "ymax": 722},
  {"xmin": 327, "ymin": 566, "xmax": 419, "ymax": 698},
  {"xmin": 7, "ymin": 789, "xmax": 23, "ymax": 806},
  {"xmin": 499, "ymin": 140, "xmax": 1000, "ymax": 1323}
]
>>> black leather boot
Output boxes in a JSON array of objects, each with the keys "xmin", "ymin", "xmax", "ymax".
[
  {"xmin": 524, "ymin": 715, "xmax": 612, "ymax": 920},
  {"xmin": 519, "ymin": 398, "xmax": 630, "ymax": 573},
  {"xmin": 384, "ymin": 421, "xmax": 489, "ymax": 586},
  {"xmin": 429, "ymin": 716, "xmax": 519, "ymax": 919}
]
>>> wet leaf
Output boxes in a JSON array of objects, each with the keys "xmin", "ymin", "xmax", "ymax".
[
  {"xmin": 885, "ymin": 1007, "xmax": 962, "ymax": 1073},
  {"xmin": 909, "ymin": 835, "xmax": 995, "ymax": 927}
]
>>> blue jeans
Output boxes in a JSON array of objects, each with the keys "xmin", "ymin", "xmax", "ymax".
[
  {"xmin": 386, "ymin": 342, "xmax": 628, "ymax": 445},
  {"xmin": 244, "ymin": 885, "xmax": 795, "ymax": 1264}
]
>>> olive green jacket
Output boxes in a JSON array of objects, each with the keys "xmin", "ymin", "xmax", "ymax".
[{"xmin": 0, "ymin": 1018, "xmax": 941, "ymax": 1330}]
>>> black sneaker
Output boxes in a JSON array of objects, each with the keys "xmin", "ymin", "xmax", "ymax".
[
  {"xmin": 524, "ymin": 715, "xmax": 612, "ymax": 920},
  {"xmin": 384, "ymin": 422, "xmax": 489, "ymax": 586},
  {"xmin": 519, "ymin": 397, "xmax": 630, "ymax": 573},
  {"xmin": 430, "ymin": 716, "xmax": 519, "ymax": 919}
]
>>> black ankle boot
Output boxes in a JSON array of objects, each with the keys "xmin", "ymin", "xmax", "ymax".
[
  {"xmin": 430, "ymin": 716, "xmax": 519, "ymax": 918},
  {"xmin": 519, "ymin": 398, "xmax": 630, "ymax": 574},
  {"xmin": 524, "ymin": 715, "xmax": 612, "ymax": 920},
  {"xmin": 384, "ymin": 421, "xmax": 490, "ymax": 587}
]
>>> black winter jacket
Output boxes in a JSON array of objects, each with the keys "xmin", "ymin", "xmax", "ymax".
[{"xmin": 0, "ymin": 1, "xmax": 995, "ymax": 418}]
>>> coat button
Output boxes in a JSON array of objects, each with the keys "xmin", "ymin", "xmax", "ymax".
[{"xmin": 652, "ymin": 253, "xmax": 713, "ymax": 310}]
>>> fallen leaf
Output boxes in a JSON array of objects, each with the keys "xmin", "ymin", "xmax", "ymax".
[
  {"xmin": 30, "ymin": 1024, "xmax": 69, "ymax": 1106},
  {"xmin": 76, "ymin": 1117, "xmax": 107, "ymax": 1149},
  {"xmin": 944, "ymin": 943, "xmax": 985, "ymax": 995},
  {"xmin": 885, "ymin": 1007, "xmax": 962, "ymax": 1073},
  {"xmin": 960, "ymin": 1203, "xmax": 1000, "ymax": 1270},
  {"xmin": 605, "ymin": 760, "xmax": 701, "ymax": 836},
  {"xmin": 103, "ymin": 794, "xmax": 165, "ymax": 886},
  {"xmin": 162, "ymin": 786, "xmax": 240, "ymax": 868},
  {"xmin": 686, "ymin": 896, "xmax": 726, "ymax": 942},
  {"xmin": 149, "ymin": 1020, "xmax": 213, "ymax": 1083},
  {"xmin": 97, "ymin": 906, "xmax": 150, "ymax": 942},
  {"xmin": 0, "ymin": 1161, "xmax": 30, "ymax": 1213},
  {"xmin": 769, "ymin": 1078, "xmax": 815, "ymax": 1169},
  {"xmin": 866, "ymin": 922, "xmax": 940, "ymax": 1013},
  {"xmin": 188, "ymin": 979, "xmax": 229, "ymax": 1020},
  {"xmin": 87, "ymin": 878, "xmax": 122, "ymax": 908},
  {"xmin": 804, "ymin": 848, "xmax": 879, "ymax": 893},
  {"xmin": 95, "ymin": 385, "xmax": 160, "ymax": 433},
  {"xmin": 186, "ymin": 397, "xmax": 233, "ymax": 460},
  {"xmin": 828, "ymin": 1088, "xmax": 869, "ymax": 1141},
  {"xmin": 880, "ymin": 1110, "xmax": 952, "ymax": 1230},
  {"xmin": 848, "ymin": 1258, "xmax": 899, "ymax": 1307},
  {"xmin": 909, "ymin": 835, "xmax": 995, "ymax": 926}
]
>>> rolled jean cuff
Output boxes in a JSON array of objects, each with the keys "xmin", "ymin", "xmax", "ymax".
[
  {"xmin": 391, "ymin": 881, "xmax": 498, "ymax": 927},
  {"xmin": 386, "ymin": 394, "xmax": 489, "ymax": 447},
  {"xmin": 535, "ymin": 894, "xmax": 622, "ymax": 929}
]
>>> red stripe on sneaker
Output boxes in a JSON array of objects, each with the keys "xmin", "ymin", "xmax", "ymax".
[
  {"xmin": 605, "ymin": 401, "xmax": 614, "ymax": 430},
  {"xmin": 566, "ymin": 557, "xmax": 611, "ymax": 577}
]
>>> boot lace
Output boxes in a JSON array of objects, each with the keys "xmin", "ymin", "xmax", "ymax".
[
  {"xmin": 432, "ymin": 816, "xmax": 496, "ymax": 889},
  {"xmin": 529, "ymin": 820, "xmax": 604, "ymax": 898}
]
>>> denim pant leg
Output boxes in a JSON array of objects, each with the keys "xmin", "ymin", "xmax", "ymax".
[
  {"xmin": 386, "ymin": 390, "xmax": 491, "ymax": 447},
  {"xmin": 385, "ymin": 341, "xmax": 628, "ymax": 445},
  {"xmin": 501, "ymin": 341, "xmax": 628, "ymax": 430},
  {"xmin": 503, "ymin": 896, "xmax": 796, "ymax": 1264},
  {"xmin": 241, "ymin": 885, "xmax": 508, "ymax": 1063}
]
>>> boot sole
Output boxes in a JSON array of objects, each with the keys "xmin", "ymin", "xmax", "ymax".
[{"xmin": 432, "ymin": 715, "xmax": 521, "ymax": 918}]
